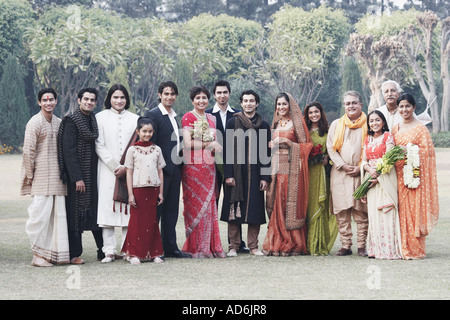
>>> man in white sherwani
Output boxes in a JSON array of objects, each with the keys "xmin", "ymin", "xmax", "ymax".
[{"xmin": 95, "ymin": 84, "xmax": 139, "ymax": 263}]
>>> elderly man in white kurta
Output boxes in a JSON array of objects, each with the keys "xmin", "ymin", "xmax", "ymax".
[
  {"xmin": 21, "ymin": 88, "xmax": 69, "ymax": 267},
  {"xmin": 376, "ymin": 80, "xmax": 403, "ymax": 129},
  {"xmin": 326, "ymin": 91, "xmax": 368, "ymax": 257},
  {"xmin": 376, "ymin": 80, "xmax": 421, "ymax": 130},
  {"xmin": 95, "ymin": 85, "xmax": 139, "ymax": 263}
]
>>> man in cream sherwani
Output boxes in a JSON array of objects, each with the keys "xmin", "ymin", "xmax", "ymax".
[{"xmin": 95, "ymin": 84, "xmax": 139, "ymax": 263}]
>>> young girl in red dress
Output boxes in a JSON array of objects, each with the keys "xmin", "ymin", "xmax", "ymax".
[{"xmin": 122, "ymin": 117, "xmax": 166, "ymax": 265}]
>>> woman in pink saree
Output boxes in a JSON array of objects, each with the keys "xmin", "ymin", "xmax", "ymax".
[{"xmin": 181, "ymin": 86, "xmax": 226, "ymax": 258}]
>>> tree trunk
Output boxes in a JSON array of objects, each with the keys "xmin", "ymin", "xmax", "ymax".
[
  {"xmin": 347, "ymin": 34, "xmax": 402, "ymax": 113},
  {"xmin": 399, "ymin": 11, "xmax": 440, "ymax": 132},
  {"xmin": 367, "ymin": 77, "xmax": 383, "ymax": 113},
  {"xmin": 419, "ymin": 11, "xmax": 440, "ymax": 133},
  {"xmin": 440, "ymin": 18, "xmax": 450, "ymax": 132}
]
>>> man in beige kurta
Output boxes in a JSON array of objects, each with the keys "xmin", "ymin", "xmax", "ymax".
[
  {"xmin": 21, "ymin": 88, "xmax": 69, "ymax": 266},
  {"xmin": 326, "ymin": 91, "xmax": 368, "ymax": 256}
]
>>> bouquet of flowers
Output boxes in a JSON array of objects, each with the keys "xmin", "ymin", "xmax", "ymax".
[
  {"xmin": 192, "ymin": 116, "xmax": 214, "ymax": 142},
  {"xmin": 191, "ymin": 116, "xmax": 223, "ymax": 176},
  {"xmin": 403, "ymin": 143, "xmax": 420, "ymax": 189},
  {"xmin": 353, "ymin": 145, "xmax": 405, "ymax": 200},
  {"xmin": 309, "ymin": 144, "xmax": 325, "ymax": 165}
]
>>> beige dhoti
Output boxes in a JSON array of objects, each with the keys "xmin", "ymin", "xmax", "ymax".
[{"xmin": 26, "ymin": 195, "xmax": 70, "ymax": 264}]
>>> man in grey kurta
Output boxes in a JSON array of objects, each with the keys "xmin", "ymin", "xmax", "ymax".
[
  {"xmin": 326, "ymin": 91, "xmax": 368, "ymax": 256},
  {"xmin": 21, "ymin": 88, "xmax": 69, "ymax": 266}
]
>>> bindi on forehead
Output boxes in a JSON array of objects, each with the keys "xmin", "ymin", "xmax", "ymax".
[{"xmin": 41, "ymin": 93, "xmax": 55, "ymax": 102}]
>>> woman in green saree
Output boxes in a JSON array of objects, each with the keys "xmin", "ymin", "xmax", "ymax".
[{"xmin": 303, "ymin": 102, "xmax": 338, "ymax": 255}]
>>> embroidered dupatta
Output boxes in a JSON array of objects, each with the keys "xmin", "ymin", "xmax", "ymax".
[{"xmin": 266, "ymin": 93, "xmax": 313, "ymax": 230}]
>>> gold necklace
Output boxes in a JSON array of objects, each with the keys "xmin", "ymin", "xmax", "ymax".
[
  {"xmin": 278, "ymin": 118, "xmax": 291, "ymax": 128},
  {"xmin": 192, "ymin": 109, "xmax": 205, "ymax": 119}
]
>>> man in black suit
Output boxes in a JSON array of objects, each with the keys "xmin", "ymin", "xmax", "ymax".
[
  {"xmin": 144, "ymin": 81, "xmax": 190, "ymax": 258},
  {"xmin": 205, "ymin": 80, "xmax": 250, "ymax": 254}
]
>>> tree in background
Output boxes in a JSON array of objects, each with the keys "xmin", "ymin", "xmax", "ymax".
[
  {"xmin": 0, "ymin": 0, "xmax": 35, "ymax": 76},
  {"xmin": 0, "ymin": 0, "xmax": 37, "ymax": 124},
  {"xmin": 6, "ymin": 0, "xmax": 449, "ymax": 140},
  {"xmin": 28, "ymin": 0, "xmax": 93, "ymax": 10},
  {"xmin": 0, "ymin": 54, "xmax": 30, "ymax": 150},
  {"xmin": 339, "ymin": 56, "xmax": 366, "ymax": 116},
  {"xmin": 441, "ymin": 17, "xmax": 450, "ymax": 131},
  {"xmin": 125, "ymin": 17, "xmax": 179, "ymax": 112},
  {"xmin": 403, "ymin": 0, "xmax": 450, "ymax": 19},
  {"xmin": 162, "ymin": 0, "xmax": 226, "ymax": 21},
  {"xmin": 352, "ymin": 9, "xmax": 449, "ymax": 133},
  {"xmin": 349, "ymin": 10, "xmax": 418, "ymax": 112},
  {"xmin": 171, "ymin": 57, "xmax": 194, "ymax": 117},
  {"xmin": 240, "ymin": 5, "xmax": 350, "ymax": 112},
  {"xmin": 346, "ymin": 33, "xmax": 403, "ymax": 112},
  {"xmin": 24, "ymin": 6, "xmax": 127, "ymax": 116},
  {"xmin": 397, "ymin": 11, "xmax": 443, "ymax": 133},
  {"xmin": 95, "ymin": 0, "xmax": 162, "ymax": 18},
  {"xmin": 184, "ymin": 13, "xmax": 263, "ymax": 80}
]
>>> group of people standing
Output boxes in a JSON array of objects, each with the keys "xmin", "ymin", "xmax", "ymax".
[
  {"xmin": 20, "ymin": 78, "xmax": 439, "ymax": 267},
  {"xmin": 326, "ymin": 81, "xmax": 439, "ymax": 260}
]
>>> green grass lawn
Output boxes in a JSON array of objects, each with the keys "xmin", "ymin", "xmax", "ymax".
[{"xmin": 1, "ymin": 151, "xmax": 449, "ymax": 300}]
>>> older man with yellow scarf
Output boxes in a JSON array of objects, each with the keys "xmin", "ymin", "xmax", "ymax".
[{"xmin": 326, "ymin": 91, "xmax": 368, "ymax": 257}]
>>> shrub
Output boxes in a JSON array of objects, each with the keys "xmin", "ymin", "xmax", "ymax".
[{"xmin": 431, "ymin": 131, "xmax": 450, "ymax": 148}]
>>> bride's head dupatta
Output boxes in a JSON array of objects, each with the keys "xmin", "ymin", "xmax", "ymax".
[
  {"xmin": 271, "ymin": 93, "xmax": 311, "ymax": 144},
  {"xmin": 267, "ymin": 93, "xmax": 313, "ymax": 230}
]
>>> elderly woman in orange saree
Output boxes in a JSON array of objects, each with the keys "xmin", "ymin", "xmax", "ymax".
[
  {"xmin": 262, "ymin": 93, "xmax": 313, "ymax": 256},
  {"xmin": 393, "ymin": 93, "xmax": 439, "ymax": 259}
]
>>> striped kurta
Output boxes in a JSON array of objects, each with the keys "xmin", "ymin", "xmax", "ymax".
[
  {"xmin": 21, "ymin": 111, "xmax": 69, "ymax": 264},
  {"xmin": 21, "ymin": 112, "xmax": 66, "ymax": 196}
]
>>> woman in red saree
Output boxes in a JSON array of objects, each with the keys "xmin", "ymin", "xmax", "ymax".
[
  {"xmin": 181, "ymin": 86, "xmax": 226, "ymax": 258},
  {"xmin": 262, "ymin": 93, "xmax": 313, "ymax": 256},
  {"xmin": 393, "ymin": 93, "xmax": 439, "ymax": 259}
]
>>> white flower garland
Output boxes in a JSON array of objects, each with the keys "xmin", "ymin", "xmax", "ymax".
[{"xmin": 403, "ymin": 143, "xmax": 420, "ymax": 189}]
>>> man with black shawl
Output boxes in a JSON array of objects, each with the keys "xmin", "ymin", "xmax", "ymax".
[
  {"xmin": 221, "ymin": 90, "xmax": 271, "ymax": 256},
  {"xmin": 57, "ymin": 88, "xmax": 104, "ymax": 264}
]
